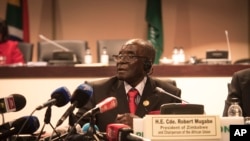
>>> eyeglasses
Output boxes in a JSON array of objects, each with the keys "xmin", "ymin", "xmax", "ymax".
[{"xmin": 112, "ymin": 54, "xmax": 148, "ymax": 62}]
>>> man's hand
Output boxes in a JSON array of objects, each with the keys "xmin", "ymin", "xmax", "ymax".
[{"xmin": 115, "ymin": 113, "xmax": 139, "ymax": 128}]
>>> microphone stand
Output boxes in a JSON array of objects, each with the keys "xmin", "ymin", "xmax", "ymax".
[
  {"xmin": 68, "ymin": 113, "xmax": 76, "ymax": 132},
  {"xmin": 0, "ymin": 113, "xmax": 9, "ymax": 141},
  {"xmin": 82, "ymin": 115, "xmax": 100, "ymax": 141},
  {"xmin": 48, "ymin": 112, "xmax": 76, "ymax": 141},
  {"xmin": 36, "ymin": 106, "xmax": 61, "ymax": 141},
  {"xmin": 64, "ymin": 114, "xmax": 101, "ymax": 141}
]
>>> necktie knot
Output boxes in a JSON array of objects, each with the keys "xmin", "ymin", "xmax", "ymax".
[
  {"xmin": 128, "ymin": 89, "xmax": 138, "ymax": 98},
  {"xmin": 128, "ymin": 88, "xmax": 139, "ymax": 114}
]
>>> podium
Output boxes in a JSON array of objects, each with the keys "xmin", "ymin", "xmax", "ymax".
[{"xmin": 133, "ymin": 115, "xmax": 244, "ymax": 141}]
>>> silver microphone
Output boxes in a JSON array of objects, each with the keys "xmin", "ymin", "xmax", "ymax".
[
  {"xmin": 225, "ymin": 30, "xmax": 232, "ymax": 61},
  {"xmin": 39, "ymin": 34, "xmax": 77, "ymax": 62},
  {"xmin": 39, "ymin": 34, "xmax": 70, "ymax": 51},
  {"xmin": 155, "ymin": 87, "xmax": 189, "ymax": 104}
]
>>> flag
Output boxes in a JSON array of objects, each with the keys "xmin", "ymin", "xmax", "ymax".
[
  {"xmin": 146, "ymin": 0, "xmax": 163, "ymax": 64},
  {"xmin": 5, "ymin": 0, "xmax": 30, "ymax": 42}
]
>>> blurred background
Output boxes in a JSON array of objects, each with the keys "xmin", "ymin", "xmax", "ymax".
[{"xmin": 0, "ymin": 0, "xmax": 249, "ymax": 63}]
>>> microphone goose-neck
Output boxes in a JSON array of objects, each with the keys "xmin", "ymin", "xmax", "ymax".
[
  {"xmin": 39, "ymin": 34, "xmax": 69, "ymax": 52},
  {"xmin": 39, "ymin": 34, "xmax": 78, "ymax": 63},
  {"xmin": 155, "ymin": 87, "xmax": 189, "ymax": 104}
]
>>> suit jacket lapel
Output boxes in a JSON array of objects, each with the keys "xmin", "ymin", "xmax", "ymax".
[
  {"xmin": 114, "ymin": 80, "xmax": 130, "ymax": 114},
  {"xmin": 136, "ymin": 78, "xmax": 159, "ymax": 117}
]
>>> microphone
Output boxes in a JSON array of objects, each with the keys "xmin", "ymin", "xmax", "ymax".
[
  {"xmin": 82, "ymin": 123, "xmax": 99, "ymax": 134},
  {"xmin": 155, "ymin": 87, "xmax": 189, "ymax": 104},
  {"xmin": 0, "ymin": 116, "xmax": 40, "ymax": 139},
  {"xmin": 0, "ymin": 94, "xmax": 26, "ymax": 114},
  {"xmin": 39, "ymin": 34, "xmax": 69, "ymax": 51},
  {"xmin": 156, "ymin": 87, "xmax": 205, "ymax": 114},
  {"xmin": 39, "ymin": 34, "xmax": 77, "ymax": 63},
  {"xmin": 68, "ymin": 97, "xmax": 117, "ymax": 135},
  {"xmin": 82, "ymin": 96, "xmax": 118, "ymax": 117},
  {"xmin": 56, "ymin": 83, "xmax": 93, "ymax": 127},
  {"xmin": 71, "ymin": 97, "xmax": 118, "ymax": 135},
  {"xmin": 81, "ymin": 123, "xmax": 108, "ymax": 140},
  {"xmin": 0, "ymin": 122, "xmax": 11, "ymax": 132},
  {"xmin": 106, "ymin": 123, "xmax": 150, "ymax": 141},
  {"xmin": 35, "ymin": 87, "xmax": 71, "ymax": 110},
  {"xmin": 225, "ymin": 30, "xmax": 232, "ymax": 61}
]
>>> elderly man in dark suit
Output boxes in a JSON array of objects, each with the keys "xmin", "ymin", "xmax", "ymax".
[
  {"xmin": 75, "ymin": 38, "xmax": 182, "ymax": 132},
  {"xmin": 223, "ymin": 68, "xmax": 250, "ymax": 117}
]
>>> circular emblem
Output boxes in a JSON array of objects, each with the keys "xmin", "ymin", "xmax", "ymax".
[{"xmin": 143, "ymin": 100, "xmax": 150, "ymax": 106}]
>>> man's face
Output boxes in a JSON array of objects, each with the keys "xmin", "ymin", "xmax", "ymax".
[{"xmin": 115, "ymin": 44, "xmax": 146, "ymax": 85}]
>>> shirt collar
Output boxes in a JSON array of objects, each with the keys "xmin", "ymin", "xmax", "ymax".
[{"xmin": 124, "ymin": 77, "xmax": 147, "ymax": 96}]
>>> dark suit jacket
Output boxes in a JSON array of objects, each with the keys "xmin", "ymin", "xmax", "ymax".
[
  {"xmin": 75, "ymin": 76, "xmax": 181, "ymax": 132},
  {"xmin": 223, "ymin": 68, "xmax": 250, "ymax": 117}
]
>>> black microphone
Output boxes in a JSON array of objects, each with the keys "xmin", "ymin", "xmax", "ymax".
[
  {"xmin": 36, "ymin": 86, "xmax": 71, "ymax": 110},
  {"xmin": 0, "ymin": 122, "xmax": 11, "ymax": 132},
  {"xmin": 56, "ymin": 83, "xmax": 93, "ymax": 127},
  {"xmin": 106, "ymin": 123, "xmax": 150, "ymax": 141},
  {"xmin": 0, "ymin": 116, "xmax": 40, "ymax": 139},
  {"xmin": 118, "ymin": 128, "xmax": 150, "ymax": 141},
  {"xmin": 155, "ymin": 87, "xmax": 189, "ymax": 103},
  {"xmin": 0, "ymin": 94, "xmax": 26, "ymax": 114}
]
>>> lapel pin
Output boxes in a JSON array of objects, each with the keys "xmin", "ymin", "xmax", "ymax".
[{"xmin": 143, "ymin": 100, "xmax": 150, "ymax": 106}]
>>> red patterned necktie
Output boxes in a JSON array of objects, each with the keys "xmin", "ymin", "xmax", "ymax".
[{"xmin": 128, "ymin": 88, "xmax": 138, "ymax": 114}]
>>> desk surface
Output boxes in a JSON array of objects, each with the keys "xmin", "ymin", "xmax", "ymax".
[{"xmin": 0, "ymin": 64, "xmax": 249, "ymax": 78}]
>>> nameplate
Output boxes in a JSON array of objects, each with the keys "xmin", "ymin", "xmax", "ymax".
[{"xmin": 143, "ymin": 115, "xmax": 221, "ymax": 140}]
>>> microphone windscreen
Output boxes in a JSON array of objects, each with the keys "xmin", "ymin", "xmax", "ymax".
[
  {"xmin": 82, "ymin": 123, "xmax": 99, "ymax": 133},
  {"xmin": 51, "ymin": 87, "xmax": 71, "ymax": 107},
  {"xmin": 12, "ymin": 116, "xmax": 40, "ymax": 134},
  {"xmin": 71, "ymin": 83, "xmax": 93, "ymax": 108},
  {"xmin": 11, "ymin": 94, "xmax": 26, "ymax": 112},
  {"xmin": 106, "ymin": 123, "xmax": 130, "ymax": 141},
  {"xmin": 97, "ymin": 97, "xmax": 117, "ymax": 113}
]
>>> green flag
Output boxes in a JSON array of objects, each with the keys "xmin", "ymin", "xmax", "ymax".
[
  {"xmin": 146, "ymin": 0, "xmax": 163, "ymax": 64},
  {"xmin": 6, "ymin": 0, "xmax": 30, "ymax": 42}
]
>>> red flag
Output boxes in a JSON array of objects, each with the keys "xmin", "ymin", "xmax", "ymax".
[{"xmin": 22, "ymin": 0, "xmax": 29, "ymax": 42}]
